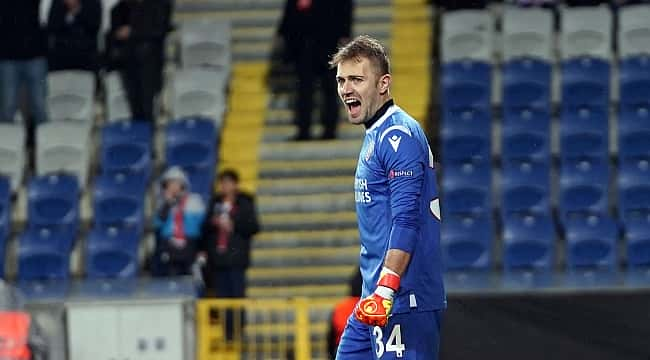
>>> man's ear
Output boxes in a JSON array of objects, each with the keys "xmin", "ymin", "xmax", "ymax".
[{"xmin": 378, "ymin": 73, "xmax": 391, "ymax": 95}]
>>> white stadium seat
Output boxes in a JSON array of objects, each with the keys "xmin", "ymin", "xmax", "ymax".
[
  {"xmin": 618, "ymin": 4, "xmax": 650, "ymax": 58},
  {"xmin": 181, "ymin": 20, "xmax": 232, "ymax": 70},
  {"xmin": 37, "ymin": 122, "xmax": 91, "ymax": 187},
  {"xmin": 105, "ymin": 72, "xmax": 131, "ymax": 122},
  {"xmin": 502, "ymin": 6, "xmax": 554, "ymax": 62},
  {"xmin": 560, "ymin": 5, "xmax": 612, "ymax": 60},
  {"xmin": 171, "ymin": 68, "xmax": 227, "ymax": 126},
  {"xmin": 47, "ymin": 70, "xmax": 96, "ymax": 125},
  {"xmin": 441, "ymin": 9, "xmax": 495, "ymax": 63},
  {"xmin": 0, "ymin": 124, "xmax": 25, "ymax": 191}
]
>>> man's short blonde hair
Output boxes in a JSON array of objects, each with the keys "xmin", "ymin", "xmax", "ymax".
[{"xmin": 329, "ymin": 35, "xmax": 391, "ymax": 76}]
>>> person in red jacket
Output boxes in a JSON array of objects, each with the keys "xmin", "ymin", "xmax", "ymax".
[{"xmin": 328, "ymin": 269, "xmax": 362, "ymax": 359}]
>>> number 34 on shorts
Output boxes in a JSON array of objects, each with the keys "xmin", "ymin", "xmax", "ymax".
[{"xmin": 372, "ymin": 324, "xmax": 405, "ymax": 358}]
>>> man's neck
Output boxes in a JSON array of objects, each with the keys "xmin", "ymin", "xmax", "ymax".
[{"xmin": 364, "ymin": 98, "xmax": 394, "ymax": 129}]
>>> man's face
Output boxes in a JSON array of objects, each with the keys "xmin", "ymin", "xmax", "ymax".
[
  {"xmin": 165, "ymin": 180, "xmax": 184, "ymax": 197},
  {"xmin": 219, "ymin": 177, "xmax": 238, "ymax": 197},
  {"xmin": 336, "ymin": 57, "xmax": 389, "ymax": 125}
]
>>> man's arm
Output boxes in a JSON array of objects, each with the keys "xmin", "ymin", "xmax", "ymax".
[{"xmin": 384, "ymin": 248, "xmax": 411, "ymax": 276}]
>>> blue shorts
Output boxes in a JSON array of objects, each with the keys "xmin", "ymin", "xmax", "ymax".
[{"xmin": 336, "ymin": 310, "xmax": 443, "ymax": 360}]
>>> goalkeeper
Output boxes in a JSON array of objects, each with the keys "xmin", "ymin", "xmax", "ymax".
[{"xmin": 330, "ymin": 36, "xmax": 446, "ymax": 359}]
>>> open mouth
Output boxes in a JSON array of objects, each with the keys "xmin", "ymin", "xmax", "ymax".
[{"xmin": 345, "ymin": 98, "xmax": 362, "ymax": 118}]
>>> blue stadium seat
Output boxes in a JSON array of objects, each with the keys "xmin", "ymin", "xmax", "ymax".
[
  {"xmin": 441, "ymin": 213, "xmax": 493, "ymax": 270},
  {"xmin": 561, "ymin": 57, "xmax": 610, "ymax": 109},
  {"xmin": 440, "ymin": 60, "xmax": 492, "ymax": 110},
  {"xmin": 618, "ymin": 106, "xmax": 650, "ymax": 161},
  {"xmin": 502, "ymin": 212, "xmax": 555, "ymax": 270},
  {"xmin": 442, "ymin": 160, "xmax": 491, "ymax": 216},
  {"xmin": 502, "ymin": 107, "xmax": 550, "ymax": 135},
  {"xmin": 501, "ymin": 159, "xmax": 550, "ymax": 215},
  {"xmin": 564, "ymin": 214, "xmax": 618, "ymax": 269},
  {"xmin": 441, "ymin": 134, "xmax": 491, "ymax": 163},
  {"xmin": 85, "ymin": 225, "xmax": 139, "ymax": 278},
  {"xmin": 624, "ymin": 217, "xmax": 650, "ymax": 268},
  {"xmin": 560, "ymin": 107, "xmax": 609, "ymax": 160},
  {"xmin": 93, "ymin": 172, "xmax": 146, "ymax": 228},
  {"xmin": 166, "ymin": 117, "xmax": 217, "ymax": 169},
  {"xmin": 618, "ymin": 158, "xmax": 650, "ymax": 223},
  {"xmin": 442, "ymin": 107, "xmax": 491, "ymax": 136},
  {"xmin": 101, "ymin": 121, "xmax": 152, "ymax": 180},
  {"xmin": 0, "ymin": 176, "xmax": 9, "ymax": 239},
  {"xmin": 27, "ymin": 174, "xmax": 79, "ymax": 232},
  {"xmin": 559, "ymin": 157, "xmax": 610, "ymax": 222},
  {"xmin": 502, "ymin": 129, "xmax": 550, "ymax": 161},
  {"xmin": 502, "ymin": 58, "xmax": 551, "ymax": 110},
  {"xmin": 619, "ymin": 56, "xmax": 650, "ymax": 108},
  {"xmin": 184, "ymin": 166, "xmax": 214, "ymax": 202},
  {"xmin": 17, "ymin": 227, "xmax": 73, "ymax": 280}
]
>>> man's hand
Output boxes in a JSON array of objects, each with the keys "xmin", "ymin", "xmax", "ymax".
[
  {"xmin": 116, "ymin": 25, "xmax": 131, "ymax": 40},
  {"xmin": 354, "ymin": 268, "xmax": 400, "ymax": 327}
]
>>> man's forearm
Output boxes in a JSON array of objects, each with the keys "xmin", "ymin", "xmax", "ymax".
[{"xmin": 384, "ymin": 248, "xmax": 411, "ymax": 276}]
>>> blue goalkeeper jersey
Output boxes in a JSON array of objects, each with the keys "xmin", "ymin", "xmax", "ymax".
[{"xmin": 354, "ymin": 100, "xmax": 446, "ymax": 314}]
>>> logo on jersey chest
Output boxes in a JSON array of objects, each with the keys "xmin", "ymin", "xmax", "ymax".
[{"xmin": 364, "ymin": 140, "xmax": 375, "ymax": 161}]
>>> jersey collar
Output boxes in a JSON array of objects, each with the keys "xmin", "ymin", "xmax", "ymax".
[{"xmin": 364, "ymin": 99, "xmax": 396, "ymax": 132}]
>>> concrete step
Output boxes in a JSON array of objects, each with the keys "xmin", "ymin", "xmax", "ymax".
[
  {"xmin": 258, "ymin": 193, "xmax": 354, "ymax": 214},
  {"xmin": 257, "ymin": 176, "xmax": 351, "ymax": 196},
  {"xmin": 248, "ymin": 284, "xmax": 348, "ymax": 298},
  {"xmin": 251, "ymin": 246, "xmax": 359, "ymax": 267},
  {"xmin": 259, "ymin": 158, "xmax": 357, "ymax": 179},
  {"xmin": 260, "ymin": 139, "xmax": 361, "ymax": 161},
  {"xmin": 254, "ymin": 229, "xmax": 359, "ymax": 249},
  {"xmin": 262, "ymin": 124, "xmax": 363, "ymax": 143},
  {"xmin": 261, "ymin": 211, "xmax": 357, "ymax": 232},
  {"xmin": 248, "ymin": 265, "xmax": 357, "ymax": 286}
]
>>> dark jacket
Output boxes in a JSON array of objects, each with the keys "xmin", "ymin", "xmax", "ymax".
[
  {"xmin": 106, "ymin": 0, "xmax": 171, "ymax": 68},
  {"xmin": 278, "ymin": 0, "xmax": 353, "ymax": 65},
  {"xmin": 0, "ymin": 0, "xmax": 47, "ymax": 60},
  {"xmin": 47, "ymin": 0, "xmax": 102, "ymax": 71},
  {"xmin": 201, "ymin": 192, "xmax": 260, "ymax": 268}
]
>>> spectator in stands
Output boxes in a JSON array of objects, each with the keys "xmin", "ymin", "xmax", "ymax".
[
  {"xmin": 200, "ymin": 169, "xmax": 260, "ymax": 299},
  {"xmin": 107, "ymin": 0, "xmax": 171, "ymax": 122},
  {"xmin": 278, "ymin": 0, "xmax": 353, "ymax": 141},
  {"xmin": 0, "ymin": 0, "xmax": 48, "ymax": 124},
  {"xmin": 327, "ymin": 269, "xmax": 362, "ymax": 359},
  {"xmin": 152, "ymin": 166, "xmax": 206, "ymax": 277},
  {"xmin": 200, "ymin": 169, "xmax": 259, "ymax": 341},
  {"xmin": 47, "ymin": 0, "xmax": 102, "ymax": 72}
]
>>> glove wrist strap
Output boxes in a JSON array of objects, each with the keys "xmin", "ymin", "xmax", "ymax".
[
  {"xmin": 375, "ymin": 285, "xmax": 395, "ymax": 299},
  {"xmin": 377, "ymin": 267, "xmax": 401, "ymax": 291}
]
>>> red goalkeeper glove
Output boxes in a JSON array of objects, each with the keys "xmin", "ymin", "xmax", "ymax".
[{"xmin": 354, "ymin": 268, "xmax": 400, "ymax": 327}]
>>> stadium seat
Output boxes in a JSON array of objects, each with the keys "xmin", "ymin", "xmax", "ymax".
[
  {"xmin": 441, "ymin": 213, "xmax": 493, "ymax": 270},
  {"xmin": 180, "ymin": 20, "xmax": 232, "ymax": 70},
  {"xmin": 0, "ymin": 124, "xmax": 25, "ymax": 191},
  {"xmin": 440, "ymin": 61, "xmax": 492, "ymax": 110},
  {"xmin": 502, "ymin": 6, "xmax": 554, "ymax": 62},
  {"xmin": 560, "ymin": 5, "xmax": 613, "ymax": 60},
  {"xmin": 502, "ymin": 107, "xmax": 550, "ymax": 135},
  {"xmin": 559, "ymin": 157, "xmax": 610, "ymax": 222},
  {"xmin": 104, "ymin": 71, "xmax": 131, "ymax": 122},
  {"xmin": 0, "ymin": 176, "xmax": 9, "ymax": 239},
  {"xmin": 183, "ymin": 166, "xmax": 213, "ymax": 202},
  {"xmin": 618, "ymin": 4, "xmax": 650, "ymax": 58},
  {"xmin": 502, "ymin": 58, "xmax": 552, "ymax": 110},
  {"xmin": 17, "ymin": 227, "xmax": 73, "ymax": 280},
  {"xmin": 619, "ymin": 56, "xmax": 650, "ymax": 109},
  {"xmin": 47, "ymin": 70, "xmax": 95, "ymax": 125},
  {"xmin": 501, "ymin": 121, "xmax": 550, "ymax": 162},
  {"xmin": 165, "ymin": 117, "xmax": 217, "ymax": 169},
  {"xmin": 171, "ymin": 68, "xmax": 228, "ymax": 125},
  {"xmin": 441, "ymin": 132, "xmax": 491, "ymax": 165},
  {"xmin": 27, "ymin": 173, "xmax": 80, "ymax": 234},
  {"xmin": 500, "ymin": 159, "xmax": 550, "ymax": 215},
  {"xmin": 36, "ymin": 122, "xmax": 90, "ymax": 186},
  {"xmin": 93, "ymin": 172, "xmax": 146, "ymax": 229},
  {"xmin": 561, "ymin": 58, "xmax": 610, "ymax": 109},
  {"xmin": 442, "ymin": 160, "xmax": 491, "ymax": 216},
  {"xmin": 618, "ymin": 158, "xmax": 650, "ymax": 223},
  {"xmin": 502, "ymin": 212, "xmax": 555, "ymax": 270},
  {"xmin": 85, "ymin": 225, "xmax": 139, "ymax": 278},
  {"xmin": 441, "ymin": 9, "xmax": 494, "ymax": 63},
  {"xmin": 564, "ymin": 214, "xmax": 618, "ymax": 269},
  {"xmin": 624, "ymin": 217, "xmax": 650, "ymax": 267},
  {"xmin": 559, "ymin": 107, "xmax": 609, "ymax": 159},
  {"xmin": 101, "ymin": 121, "xmax": 152, "ymax": 179},
  {"xmin": 442, "ymin": 107, "xmax": 491, "ymax": 136}
]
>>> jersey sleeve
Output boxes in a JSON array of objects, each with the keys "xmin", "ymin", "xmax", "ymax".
[{"xmin": 378, "ymin": 125, "xmax": 425, "ymax": 254}]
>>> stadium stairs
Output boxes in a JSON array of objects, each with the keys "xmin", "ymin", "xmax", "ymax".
[{"xmin": 176, "ymin": 0, "xmax": 433, "ymax": 357}]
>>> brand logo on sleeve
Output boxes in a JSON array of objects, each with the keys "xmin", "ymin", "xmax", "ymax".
[
  {"xmin": 388, "ymin": 169, "xmax": 413, "ymax": 179},
  {"xmin": 388, "ymin": 135, "xmax": 401, "ymax": 152}
]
